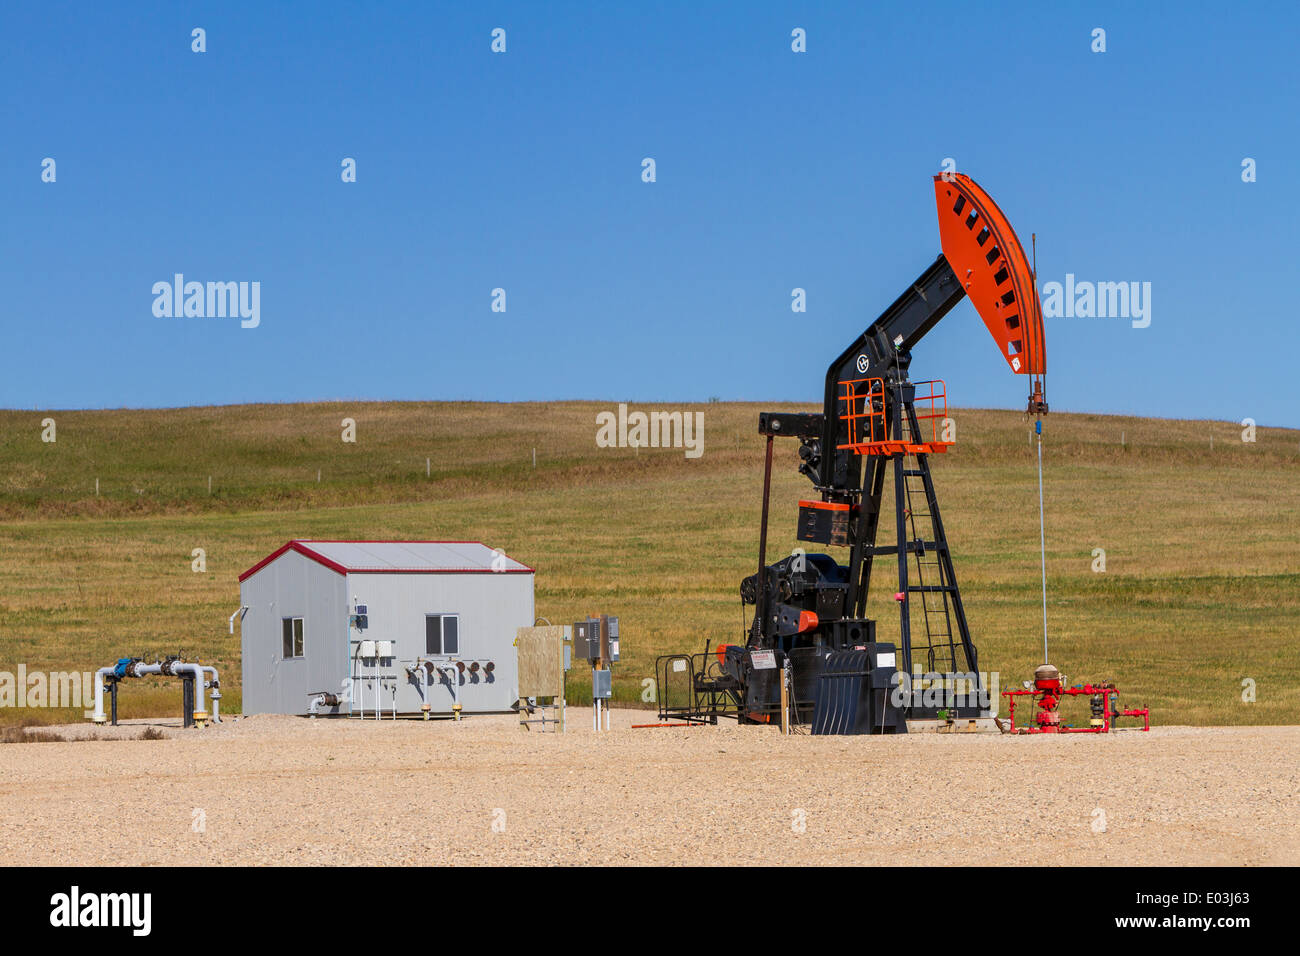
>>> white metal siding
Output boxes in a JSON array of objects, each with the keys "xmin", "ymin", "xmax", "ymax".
[
  {"xmin": 239, "ymin": 551, "xmax": 533, "ymax": 716},
  {"xmin": 239, "ymin": 550, "xmax": 347, "ymax": 715},
  {"xmin": 346, "ymin": 571, "xmax": 532, "ymax": 715}
]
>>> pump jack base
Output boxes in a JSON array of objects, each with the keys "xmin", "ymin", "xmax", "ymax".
[{"xmin": 908, "ymin": 716, "xmax": 1001, "ymax": 734}]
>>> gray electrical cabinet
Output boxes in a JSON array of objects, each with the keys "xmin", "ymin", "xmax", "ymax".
[
  {"xmin": 573, "ymin": 620, "xmax": 594, "ymax": 661},
  {"xmin": 607, "ymin": 616, "xmax": 620, "ymax": 662},
  {"xmin": 573, "ymin": 615, "xmax": 620, "ymax": 664}
]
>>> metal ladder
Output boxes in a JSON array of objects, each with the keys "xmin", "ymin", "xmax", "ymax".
[{"xmin": 896, "ymin": 403, "xmax": 974, "ymax": 678}]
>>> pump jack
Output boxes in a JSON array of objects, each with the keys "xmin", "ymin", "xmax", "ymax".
[{"xmin": 676, "ymin": 174, "xmax": 1048, "ymax": 733}]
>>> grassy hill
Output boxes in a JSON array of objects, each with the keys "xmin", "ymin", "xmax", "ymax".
[{"xmin": 1, "ymin": 401, "xmax": 1297, "ymax": 726}]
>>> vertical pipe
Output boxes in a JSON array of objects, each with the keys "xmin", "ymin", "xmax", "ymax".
[
  {"xmin": 755, "ymin": 434, "xmax": 775, "ymax": 646},
  {"xmin": 779, "ymin": 664, "xmax": 789, "ymax": 735},
  {"xmin": 177, "ymin": 664, "xmax": 208, "ymax": 723},
  {"xmin": 202, "ymin": 666, "xmax": 221, "ymax": 721},
  {"xmin": 92, "ymin": 666, "xmax": 114, "ymax": 724},
  {"xmin": 1037, "ymin": 420, "xmax": 1049, "ymax": 664}
]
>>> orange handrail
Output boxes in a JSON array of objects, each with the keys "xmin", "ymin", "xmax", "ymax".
[
  {"xmin": 837, "ymin": 377, "xmax": 886, "ymax": 449},
  {"xmin": 836, "ymin": 379, "xmax": 952, "ymax": 455}
]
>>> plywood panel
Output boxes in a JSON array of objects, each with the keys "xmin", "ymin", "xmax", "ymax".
[{"xmin": 516, "ymin": 625, "xmax": 566, "ymax": 698}]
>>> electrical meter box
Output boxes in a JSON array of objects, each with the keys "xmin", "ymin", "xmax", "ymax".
[
  {"xmin": 592, "ymin": 669, "xmax": 612, "ymax": 699},
  {"xmin": 573, "ymin": 620, "xmax": 593, "ymax": 661},
  {"xmin": 376, "ymin": 640, "xmax": 393, "ymax": 658},
  {"xmin": 573, "ymin": 615, "xmax": 620, "ymax": 664},
  {"xmin": 359, "ymin": 639, "xmax": 376, "ymax": 659}
]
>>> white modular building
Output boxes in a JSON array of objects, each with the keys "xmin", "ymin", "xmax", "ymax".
[{"xmin": 238, "ymin": 540, "xmax": 534, "ymax": 717}]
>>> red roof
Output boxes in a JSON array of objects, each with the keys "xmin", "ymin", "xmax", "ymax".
[{"xmin": 238, "ymin": 540, "xmax": 535, "ymax": 582}]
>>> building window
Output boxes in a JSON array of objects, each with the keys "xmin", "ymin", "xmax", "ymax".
[
  {"xmin": 282, "ymin": 617, "xmax": 304, "ymax": 659},
  {"xmin": 425, "ymin": 614, "xmax": 459, "ymax": 655}
]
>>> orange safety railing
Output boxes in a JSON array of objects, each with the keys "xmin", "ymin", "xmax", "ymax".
[
  {"xmin": 837, "ymin": 378, "xmax": 953, "ymax": 455},
  {"xmin": 837, "ymin": 377, "xmax": 887, "ymax": 449}
]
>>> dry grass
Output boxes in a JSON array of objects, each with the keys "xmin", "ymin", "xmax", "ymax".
[
  {"xmin": 0, "ymin": 401, "xmax": 1297, "ymax": 727},
  {"xmin": 0, "ymin": 722, "xmax": 66, "ymax": 743},
  {"xmin": 0, "ymin": 720, "xmax": 169, "ymax": 742}
]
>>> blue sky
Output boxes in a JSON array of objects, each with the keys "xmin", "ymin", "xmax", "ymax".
[{"xmin": 4, "ymin": 1, "xmax": 1297, "ymax": 425}]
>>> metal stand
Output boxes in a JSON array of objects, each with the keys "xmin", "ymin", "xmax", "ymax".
[
  {"xmin": 650, "ymin": 648, "xmax": 743, "ymax": 725},
  {"xmin": 846, "ymin": 381, "xmax": 981, "ymax": 715},
  {"xmin": 518, "ymin": 697, "xmax": 564, "ymax": 732}
]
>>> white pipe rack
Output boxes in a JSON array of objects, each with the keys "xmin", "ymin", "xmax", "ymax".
[{"xmin": 90, "ymin": 659, "xmax": 219, "ymax": 727}]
